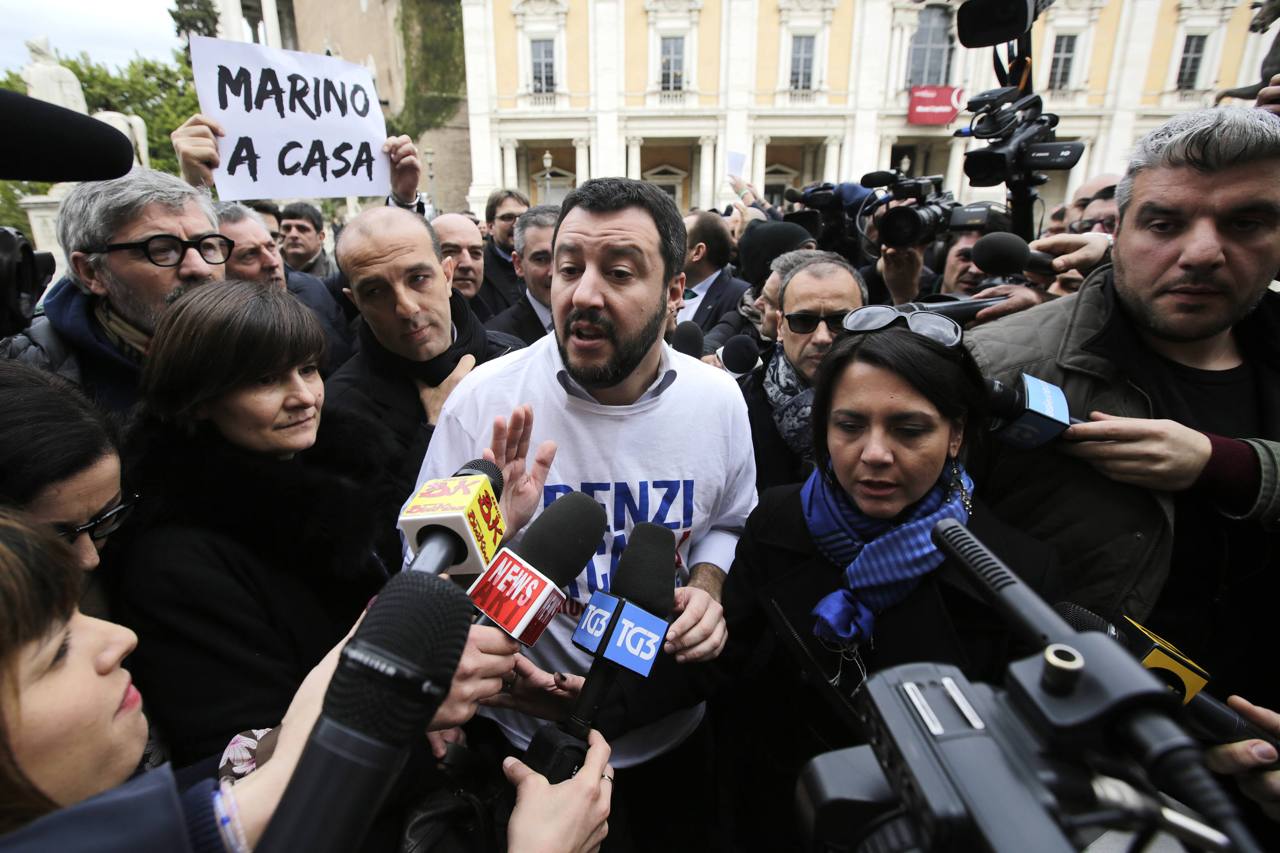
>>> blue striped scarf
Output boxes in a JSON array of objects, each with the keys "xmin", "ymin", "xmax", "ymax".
[{"xmin": 801, "ymin": 464, "xmax": 973, "ymax": 645}]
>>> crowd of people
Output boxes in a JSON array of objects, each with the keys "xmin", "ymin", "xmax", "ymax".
[{"xmin": 0, "ymin": 88, "xmax": 1279, "ymax": 853}]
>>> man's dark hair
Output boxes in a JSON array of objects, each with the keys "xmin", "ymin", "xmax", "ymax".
[
  {"xmin": 280, "ymin": 202, "xmax": 324, "ymax": 232},
  {"xmin": 810, "ymin": 327, "xmax": 989, "ymax": 477},
  {"xmin": 1090, "ymin": 184, "xmax": 1116, "ymax": 202},
  {"xmin": 245, "ymin": 200, "xmax": 282, "ymax": 222},
  {"xmin": 686, "ymin": 210, "xmax": 733, "ymax": 270},
  {"xmin": 485, "ymin": 188, "xmax": 531, "ymax": 224},
  {"xmin": 941, "ymin": 200, "xmax": 1011, "ymax": 268},
  {"xmin": 555, "ymin": 178, "xmax": 687, "ymax": 284}
]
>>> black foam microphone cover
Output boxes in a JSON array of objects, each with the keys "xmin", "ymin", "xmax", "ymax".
[
  {"xmin": 971, "ymin": 232, "xmax": 1031, "ymax": 277},
  {"xmin": 784, "ymin": 186, "xmax": 804, "ymax": 203},
  {"xmin": 671, "ymin": 320, "xmax": 704, "ymax": 358},
  {"xmin": 721, "ymin": 334, "xmax": 760, "ymax": 375},
  {"xmin": 0, "ymin": 89, "xmax": 136, "ymax": 182},
  {"xmin": 860, "ymin": 171, "xmax": 899, "ymax": 189},
  {"xmin": 611, "ymin": 522, "xmax": 677, "ymax": 617},
  {"xmin": 454, "ymin": 457, "xmax": 504, "ymax": 502},
  {"xmin": 516, "ymin": 491, "xmax": 609, "ymax": 588}
]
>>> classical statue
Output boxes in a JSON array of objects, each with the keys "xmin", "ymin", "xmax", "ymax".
[{"xmin": 20, "ymin": 38, "xmax": 88, "ymax": 114}]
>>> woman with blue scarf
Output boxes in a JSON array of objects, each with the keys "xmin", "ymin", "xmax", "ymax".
[{"xmin": 594, "ymin": 308, "xmax": 1058, "ymax": 851}]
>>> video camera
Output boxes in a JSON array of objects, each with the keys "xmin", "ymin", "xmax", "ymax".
[
  {"xmin": 797, "ymin": 520, "xmax": 1262, "ymax": 852},
  {"xmin": 0, "ymin": 227, "xmax": 54, "ymax": 339}
]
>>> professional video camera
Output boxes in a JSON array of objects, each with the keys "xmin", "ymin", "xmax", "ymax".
[
  {"xmin": 797, "ymin": 520, "xmax": 1264, "ymax": 853},
  {"xmin": 0, "ymin": 228, "xmax": 54, "ymax": 339},
  {"xmin": 856, "ymin": 172, "xmax": 957, "ymax": 250},
  {"xmin": 783, "ymin": 181, "xmax": 870, "ymax": 264}
]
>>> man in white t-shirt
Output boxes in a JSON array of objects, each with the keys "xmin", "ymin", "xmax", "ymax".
[{"xmin": 413, "ymin": 177, "xmax": 757, "ymax": 844}]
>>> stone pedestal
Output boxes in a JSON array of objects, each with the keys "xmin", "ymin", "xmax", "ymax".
[{"xmin": 19, "ymin": 183, "xmax": 73, "ymax": 288}]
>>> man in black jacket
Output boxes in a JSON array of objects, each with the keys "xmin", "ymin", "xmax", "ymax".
[
  {"xmin": 484, "ymin": 204, "xmax": 558, "ymax": 344},
  {"xmin": 478, "ymin": 188, "xmax": 530, "ymax": 319},
  {"xmin": 680, "ymin": 211, "xmax": 751, "ymax": 334},
  {"xmin": 325, "ymin": 207, "xmax": 523, "ymax": 519}
]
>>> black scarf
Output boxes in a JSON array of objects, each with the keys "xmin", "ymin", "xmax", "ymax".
[{"xmin": 358, "ymin": 291, "xmax": 489, "ymax": 386}]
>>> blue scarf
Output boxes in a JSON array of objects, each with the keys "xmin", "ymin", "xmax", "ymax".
[{"xmin": 801, "ymin": 464, "xmax": 973, "ymax": 645}]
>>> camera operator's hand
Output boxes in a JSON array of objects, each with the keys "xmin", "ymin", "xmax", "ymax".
[
  {"xmin": 504, "ymin": 729, "xmax": 614, "ymax": 853},
  {"xmin": 880, "ymin": 245, "xmax": 923, "ymax": 305},
  {"xmin": 970, "ymin": 283, "xmax": 1050, "ymax": 325},
  {"xmin": 1257, "ymin": 73, "xmax": 1280, "ymax": 118},
  {"xmin": 1205, "ymin": 695, "xmax": 1280, "ymax": 822},
  {"xmin": 1028, "ymin": 232, "xmax": 1111, "ymax": 276},
  {"xmin": 428, "ymin": 625, "xmax": 520, "ymax": 730},
  {"xmin": 171, "ymin": 113, "xmax": 225, "ymax": 189}
]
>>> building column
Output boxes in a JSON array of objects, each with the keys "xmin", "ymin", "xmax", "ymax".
[
  {"xmin": 259, "ymin": 0, "xmax": 283, "ymax": 47},
  {"xmin": 573, "ymin": 138, "xmax": 590, "ymax": 186},
  {"xmin": 822, "ymin": 135, "xmax": 841, "ymax": 183},
  {"xmin": 944, "ymin": 137, "xmax": 966, "ymax": 194},
  {"xmin": 751, "ymin": 135, "xmax": 770, "ymax": 189},
  {"xmin": 462, "ymin": 0, "xmax": 498, "ymax": 210},
  {"xmin": 699, "ymin": 135, "xmax": 717, "ymax": 209},
  {"xmin": 627, "ymin": 137, "xmax": 643, "ymax": 179},
  {"xmin": 217, "ymin": 0, "xmax": 248, "ymax": 41},
  {"xmin": 501, "ymin": 141, "xmax": 519, "ymax": 190},
  {"xmin": 801, "ymin": 145, "xmax": 815, "ymax": 185},
  {"xmin": 1065, "ymin": 139, "xmax": 1091, "ymax": 202}
]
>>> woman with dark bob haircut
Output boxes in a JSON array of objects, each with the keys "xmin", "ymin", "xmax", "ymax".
[
  {"xmin": 598, "ymin": 311, "xmax": 1058, "ymax": 851},
  {"xmin": 108, "ymin": 280, "xmax": 401, "ymax": 767}
]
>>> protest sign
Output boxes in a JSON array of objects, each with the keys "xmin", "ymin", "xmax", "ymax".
[{"xmin": 189, "ymin": 35, "xmax": 390, "ymax": 201}]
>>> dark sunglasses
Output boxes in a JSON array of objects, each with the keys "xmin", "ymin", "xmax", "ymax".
[
  {"xmin": 96, "ymin": 234, "xmax": 233, "ymax": 267},
  {"xmin": 53, "ymin": 495, "xmax": 139, "ymax": 544},
  {"xmin": 784, "ymin": 311, "xmax": 850, "ymax": 335},
  {"xmin": 841, "ymin": 305, "xmax": 963, "ymax": 348}
]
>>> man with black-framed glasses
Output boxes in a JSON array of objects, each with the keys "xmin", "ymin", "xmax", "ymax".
[
  {"xmin": 1, "ymin": 169, "xmax": 224, "ymax": 412},
  {"xmin": 739, "ymin": 252, "xmax": 865, "ymax": 492}
]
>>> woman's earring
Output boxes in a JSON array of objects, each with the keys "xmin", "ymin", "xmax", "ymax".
[{"xmin": 948, "ymin": 456, "xmax": 972, "ymax": 513}]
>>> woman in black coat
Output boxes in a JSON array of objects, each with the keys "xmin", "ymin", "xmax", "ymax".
[
  {"xmin": 110, "ymin": 281, "xmax": 398, "ymax": 766},
  {"xmin": 602, "ymin": 310, "xmax": 1058, "ymax": 850}
]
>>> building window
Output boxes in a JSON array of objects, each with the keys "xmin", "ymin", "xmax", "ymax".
[
  {"xmin": 790, "ymin": 34, "xmax": 815, "ymax": 90},
  {"xmin": 531, "ymin": 38, "xmax": 555, "ymax": 93},
  {"xmin": 1176, "ymin": 33, "xmax": 1207, "ymax": 91},
  {"xmin": 1047, "ymin": 33, "xmax": 1076, "ymax": 91},
  {"xmin": 660, "ymin": 36, "xmax": 685, "ymax": 91},
  {"xmin": 907, "ymin": 6, "xmax": 954, "ymax": 87}
]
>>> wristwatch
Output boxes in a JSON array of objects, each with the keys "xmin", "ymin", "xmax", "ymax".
[{"xmin": 388, "ymin": 192, "xmax": 427, "ymax": 216}]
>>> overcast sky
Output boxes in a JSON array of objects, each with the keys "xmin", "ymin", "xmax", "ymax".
[{"xmin": 1, "ymin": 0, "xmax": 185, "ymax": 75}]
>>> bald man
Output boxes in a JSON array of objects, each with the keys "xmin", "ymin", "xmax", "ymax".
[
  {"xmin": 432, "ymin": 212, "xmax": 516, "ymax": 322},
  {"xmin": 325, "ymin": 208, "xmax": 523, "ymax": 551},
  {"xmin": 1066, "ymin": 172, "xmax": 1121, "ymax": 231}
]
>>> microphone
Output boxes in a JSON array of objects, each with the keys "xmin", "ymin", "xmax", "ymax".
[
  {"xmin": 719, "ymin": 333, "xmax": 761, "ymax": 377},
  {"xmin": 671, "ymin": 320, "xmax": 704, "ymax": 358},
  {"xmin": 972, "ymin": 232, "xmax": 1057, "ymax": 278},
  {"xmin": 0, "ymin": 89, "xmax": 136, "ymax": 182},
  {"xmin": 524, "ymin": 522, "xmax": 677, "ymax": 782},
  {"xmin": 466, "ymin": 491, "xmax": 607, "ymax": 645},
  {"xmin": 860, "ymin": 171, "xmax": 899, "ymax": 189},
  {"xmin": 257, "ymin": 570, "xmax": 473, "ymax": 853},
  {"xmin": 399, "ymin": 459, "xmax": 504, "ymax": 577},
  {"xmin": 784, "ymin": 186, "xmax": 805, "ymax": 204},
  {"xmin": 1054, "ymin": 603, "xmax": 1280, "ymax": 749},
  {"xmin": 985, "ymin": 374, "xmax": 1079, "ymax": 448},
  {"xmin": 896, "ymin": 296, "xmax": 1010, "ymax": 325}
]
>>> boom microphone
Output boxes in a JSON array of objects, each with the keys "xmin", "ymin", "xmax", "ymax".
[
  {"xmin": 399, "ymin": 459, "xmax": 504, "ymax": 576},
  {"xmin": 257, "ymin": 571, "xmax": 473, "ymax": 853},
  {"xmin": 524, "ymin": 523, "xmax": 677, "ymax": 782},
  {"xmin": 672, "ymin": 320, "xmax": 704, "ymax": 358},
  {"xmin": 0, "ymin": 89, "xmax": 136, "ymax": 182},
  {"xmin": 1054, "ymin": 603, "xmax": 1280, "ymax": 749},
  {"xmin": 720, "ymin": 333, "xmax": 761, "ymax": 377},
  {"xmin": 466, "ymin": 491, "xmax": 607, "ymax": 645},
  {"xmin": 972, "ymin": 232, "xmax": 1057, "ymax": 278}
]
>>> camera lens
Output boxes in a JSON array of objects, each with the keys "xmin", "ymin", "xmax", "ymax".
[{"xmin": 880, "ymin": 206, "xmax": 935, "ymax": 248}]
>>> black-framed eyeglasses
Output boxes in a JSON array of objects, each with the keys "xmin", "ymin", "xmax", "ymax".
[
  {"xmin": 784, "ymin": 311, "xmax": 850, "ymax": 335},
  {"xmin": 841, "ymin": 305, "xmax": 963, "ymax": 348},
  {"xmin": 1069, "ymin": 217, "xmax": 1117, "ymax": 235},
  {"xmin": 52, "ymin": 494, "xmax": 139, "ymax": 544},
  {"xmin": 494, "ymin": 212, "xmax": 521, "ymax": 223},
  {"xmin": 95, "ymin": 234, "xmax": 234, "ymax": 267}
]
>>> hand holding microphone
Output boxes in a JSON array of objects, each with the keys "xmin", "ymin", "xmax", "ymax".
[
  {"xmin": 1204, "ymin": 697, "xmax": 1280, "ymax": 823},
  {"xmin": 503, "ymin": 729, "xmax": 615, "ymax": 853}
]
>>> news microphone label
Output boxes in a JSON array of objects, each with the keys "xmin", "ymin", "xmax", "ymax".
[
  {"xmin": 399, "ymin": 474, "xmax": 504, "ymax": 576},
  {"xmin": 467, "ymin": 548, "xmax": 567, "ymax": 646},
  {"xmin": 571, "ymin": 591, "xmax": 619, "ymax": 655},
  {"xmin": 602, "ymin": 601, "xmax": 669, "ymax": 677}
]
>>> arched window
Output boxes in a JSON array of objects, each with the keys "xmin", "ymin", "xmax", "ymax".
[{"xmin": 907, "ymin": 6, "xmax": 954, "ymax": 87}]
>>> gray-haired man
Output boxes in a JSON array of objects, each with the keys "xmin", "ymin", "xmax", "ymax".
[
  {"xmin": 966, "ymin": 107, "xmax": 1280, "ymax": 738},
  {"xmin": 1, "ymin": 169, "xmax": 225, "ymax": 411}
]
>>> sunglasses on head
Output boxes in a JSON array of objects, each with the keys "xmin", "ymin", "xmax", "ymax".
[
  {"xmin": 841, "ymin": 305, "xmax": 963, "ymax": 348},
  {"xmin": 784, "ymin": 311, "xmax": 850, "ymax": 335}
]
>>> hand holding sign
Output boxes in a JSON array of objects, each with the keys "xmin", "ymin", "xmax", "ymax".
[
  {"xmin": 171, "ymin": 114, "xmax": 225, "ymax": 189},
  {"xmin": 189, "ymin": 35, "xmax": 391, "ymax": 200}
]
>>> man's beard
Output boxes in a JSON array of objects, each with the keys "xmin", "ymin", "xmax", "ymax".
[
  {"xmin": 97, "ymin": 266, "xmax": 169, "ymax": 335},
  {"xmin": 1113, "ymin": 251, "xmax": 1264, "ymax": 344},
  {"xmin": 556, "ymin": 300, "xmax": 667, "ymax": 390}
]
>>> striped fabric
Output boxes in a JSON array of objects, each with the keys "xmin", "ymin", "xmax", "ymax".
[{"xmin": 801, "ymin": 464, "xmax": 973, "ymax": 645}]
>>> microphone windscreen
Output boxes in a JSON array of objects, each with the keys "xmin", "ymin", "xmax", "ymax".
[
  {"xmin": 324, "ymin": 571, "xmax": 472, "ymax": 744},
  {"xmin": 971, "ymin": 232, "xmax": 1031, "ymax": 277},
  {"xmin": 0, "ymin": 89, "xmax": 136, "ymax": 182},
  {"xmin": 783, "ymin": 187, "xmax": 804, "ymax": 203},
  {"xmin": 515, "ymin": 491, "xmax": 608, "ymax": 588},
  {"xmin": 860, "ymin": 171, "xmax": 898, "ymax": 189},
  {"xmin": 984, "ymin": 377, "xmax": 1023, "ymax": 421},
  {"xmin": 454, "ymin": 458, "xmax": 504, "ymax": 502},
  {"xmin": 721, "ymin": 334, "xmax": 759, "ymax": 374},
  {"xmin": 611, "ymin": 522, "xmax": 676, "ymax": 617},
  {"xmin": 671, "ymin": 320, "xmax": 704, "ymax": 358}
]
